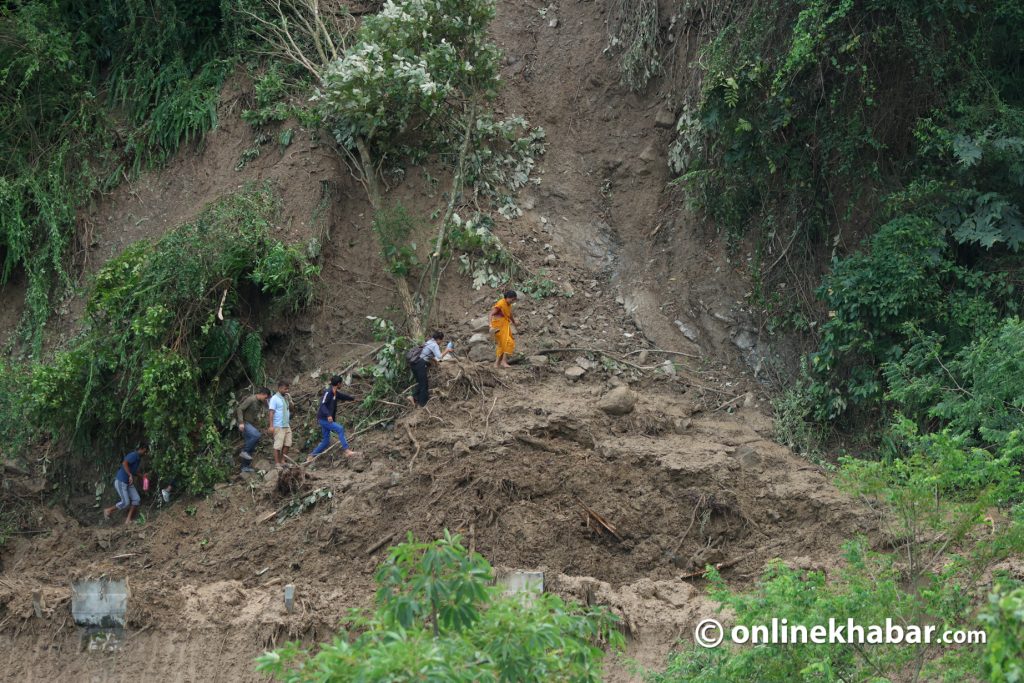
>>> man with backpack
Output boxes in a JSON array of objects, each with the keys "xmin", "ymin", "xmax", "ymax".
[
  {"xmin": 308, "ymin": 376, "xmax": 358, "ymax": 461},
  {"xmin": 407, "ymin": 330, "xmax": 452, "ymax": 407},
  {"xmin": 235, "ymin": 387, "xmax": 270, "ymax": 473}
]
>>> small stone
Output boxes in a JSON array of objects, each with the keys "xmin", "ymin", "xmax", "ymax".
[
  {"xmin": 660, "ymin": 360, "xmax": 677, "ymax": 377},
  {"xmin": 453, "ymin": 441, "xmax": 471, "ymax": 457},
  {"xmin": 639, "ymin": 143, "xmax": 658, "ymax": 162},
  {"xmin": 733, "ymin": 329, "xmax": 757, "ymax": 352},
  {"xmin": 527, "ymin": 355, "xmax": 549, "ymax": 366},
  {"xmin": 735, "ymin": 446, "xmax": 761, "ymax": 469},
  {"xmin": 574, "ymin": 356, "xmax": 598, "ymax": 370},
  {"xmin": 548, "ymin": 17, "xmax": 559, "ymax": 28},
  {"xmin": 674, "ymin": 320, "xmax": 699, "ymax": 341},
  {"xmin": 565, "ymin": 366, "xmax": 586, "ymax": 380},
  {"xmin": 637, "ymin": 350, "xmax": 649, "ymax": 364},
  {"xmin": 597, "ymin": 386, "xmax": 637, "ymax": 415},
  {"xmin": 655, "ymin": 107, "xmax": 677, "ymax": 128},
  {"xmin": 544, "ymin": 253, "xmax": 557, "ymax": 263},
  {"xmin": 672, "ymin": 417, "xmax": 692, "ymax": 433}
]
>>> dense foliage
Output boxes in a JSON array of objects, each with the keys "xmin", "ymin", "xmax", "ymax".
[
  {"xmin": 671, "ymin": 0, "xmax": 1024, "ymax": 425},
  {"xmin": 0, "ymin": 185, "xmax": 318, "ymax": 491},
  {"xmin": 0, "ymin": 0, "xmax": 255, "ymax": 351},
  {"xmin": 257, "ymin": 532, "xmax": 623, "ymax": 682},
  {"xmin": 651, "ymin": 423, "xmax": 1024, "ymax": 682}
]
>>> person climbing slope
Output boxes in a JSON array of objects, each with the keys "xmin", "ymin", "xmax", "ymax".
[
  {"xmin": 490, "ymin": 290, "xmax": 518, "ymax": 368},
  {"xmin": 268, "ymin": 380, "xmax": 292, "ymax": 469},
  {"xmin": 408, "ymin": 330, "xmax": 452, "ymax": 407},
  {"xmin": 235, "ymin": 387, "xmax": 270, "ymax": 473},
  {"xmin": 103, "ymin": 443, "xmax": 148, "ymax": 524},
  {"xmin": 308, "ymin": 375, "xmax": 359, "ymax": 461}
]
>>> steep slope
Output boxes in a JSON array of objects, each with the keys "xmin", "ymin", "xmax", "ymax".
[{"xmin": 0, "ymin": 0, "xmax": 872, "ymax": 680}]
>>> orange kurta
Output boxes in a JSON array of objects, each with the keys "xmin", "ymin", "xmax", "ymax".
[{"xmin": 491, "ymin": 298, "xmax": 515, "ymax": 358}]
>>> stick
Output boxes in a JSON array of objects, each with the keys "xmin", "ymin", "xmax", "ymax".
[
  {"xmin": 625, "ymin": 348, "xmax": 699, "ymax": 359},
  {"xmin": 575, "ymin": 496, "xmax": 623, "ymax": 542},
  {"xmin": 715, "ymin": 394, "xmax": 746, "ymax": 412},
  {"xmin": 405, "ymin": 424, "xmax": 421, "ymax": 471},
  {"xmin": 515, "ymin": 434, "xmax": 555, "ymax": 452},
  {"xmin": 670, "ymin": 495, "xmax": 706, "ymax": 557},
  {"xmin": 483, "ymin": 394, "xmax": 498, "ymax": 436},
  {"xmin": 365, "ymin": 533, "xmax": 396, "ymax": 556}
]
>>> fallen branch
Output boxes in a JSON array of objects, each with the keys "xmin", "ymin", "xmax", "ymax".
[
  {"xmin": 515, "ymin": 434, "xmax": 555, "ymax": 452},
  {"xmin": 679, "ymin": 555, "xmax": 744, "ymax": 580},
  {"xmin": 576, "ymin": 496, "xmax": 623, "ymax": 542},
  {"xmin": 365, "ymin": 533, "xmax": 396, "ymax": 556},
  {"xmin": 669, "ymin": 494, "xmax": 706, "ymax": 557},
  {"xmin": 405, "ymin": 423, "xmax": 421, "ymax": 471},
  {"xmin": 625, "ymin": 348, "xmax": 699, "ymax": 359}
]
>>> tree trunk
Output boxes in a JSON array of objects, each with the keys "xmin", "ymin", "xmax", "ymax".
[{"xmin": 356, "ymin": 137, "xmax": 423, "ymax": 341}]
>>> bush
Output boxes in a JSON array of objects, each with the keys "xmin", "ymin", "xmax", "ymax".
[
  {"xmin": 885, "ymin": 317, "xmax": 1024, "ymax": 446},
  {"xmin": 3, "ymin": 185, "xmax": 319, "ymax": 492},
  {"xmin": 316, "ymin": 0, "xmax": 500, "ymax": 157},
  {"xmin": 257, "ymin": 531, "xmax": 623, "ymax": 682},
  {"xmin": 806, "ymin": 215, "xmax": 1014, "ymax": 420}
]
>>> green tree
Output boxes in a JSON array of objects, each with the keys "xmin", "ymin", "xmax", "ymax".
[{"xmin": 257, "ymin": 531, "xmax": 624, "ymax": 682}]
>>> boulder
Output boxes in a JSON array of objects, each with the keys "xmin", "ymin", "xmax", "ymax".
[
  {"xmin": 469, "ymin": 344, "xmax": 493, "ymax": 362},
  {"xmin": 468, "ymin": 332, "xmax": 491, "ymax": 345},
  {"xmin": 597, "ymin": 386, "xmax": 637, "ymax": 415},
  {"xmin": 565, "ymin": 366, "xmax": 586, "ymax": 380},
  {"xmin": 470, "ymin": 316, "xmax": 490, "ymax": 333},
  {"xmin": 527, "ymin": 355, "xmax": 549, "ymax": 366}
]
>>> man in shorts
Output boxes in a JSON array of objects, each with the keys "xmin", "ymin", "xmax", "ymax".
[
  {"xmin": 103, "ymin": 443, "xmax": 148, "ymax": 524},
  {"xmin": 268, "ymin": 381, "xmax": 293, "ymax": 468}
]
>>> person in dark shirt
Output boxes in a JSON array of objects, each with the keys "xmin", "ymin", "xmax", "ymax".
[
  {"xmin": 103, "ymin": 443, "xmax": 149, "ymax": 524},
  {"xmin": 308, "ymin": 375, "xmax": 359, "ymax": 460},
  {"xmin": 235, "ymin": 387, "xmax": 270, "ymax": 473}
]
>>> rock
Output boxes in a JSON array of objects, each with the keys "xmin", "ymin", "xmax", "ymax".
[
  {"xmin": 469, "ymin": 344, "xmax": 493, "ymax": 362},
  {"xmin": 548, "ymin": 17, "xmax": 559, "ymax": 28},
  {"xmin": 453, "ymin": 441, "xmax": 471, "ymax": 457},
  {"xmin": 639, "ymin": 143, "xmax": 658, "ymax": 163},
  {"xmin": 470, "ymin": 316, "xmax": 490, "ymax": 332},
  {"xmin": 468, "ymin": 332, "xmax": 491, "ymax": 345},
  {"xmin": 637, "ymin": 349, "xmax": 649, "ymax": 364},
  {"xmin": 527, "ymin": 355, "xmax": 549, "ymax": 366},
  {"xmin": 598, "ymin": 386, "xmax": 637, "ymax": 415},
  {"xmin": 672, "ymin": 417, "xmax": 692, "ymax": 433},
  {"xmin": 544, "ymin": 253, "xmax": 557, "ymax": 264},
  {"xmin": 660, "ymin": 360, "xmax": 677, "ymax": 377},
  {"xmin": 674, "ymin": 320, "xmax": 699, "ymax": 341},
  {"xmin": 564, "ymin": 366, "xmax": 586, "ymax": 380},
  {"xmin": 735, "ymin": 445, "xmax": 761, "ymax": 469},
  {"xmin": 733, "ymin": 328, "xmax": 758, "ymax": 352},
  {"xmin": 574, "ymin": 356, "xmax": 598, "ymax": 370},
  {"xmin": 655, "ymin": 106, "xmax": 677, "ymax": 128}
]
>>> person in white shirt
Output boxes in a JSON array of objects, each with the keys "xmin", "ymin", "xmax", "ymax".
[
  {"xmin": 267, "ymin": 380, "xmax": 292, "ymax": 469},
  {"xmin": 409, "ymin": 330, "xmax": 452, "ymax": 407}
]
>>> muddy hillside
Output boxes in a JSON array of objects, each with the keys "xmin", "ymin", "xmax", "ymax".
[{"xmin": 0, "ymin": 0, "xmax": 878, "ymax": 681}]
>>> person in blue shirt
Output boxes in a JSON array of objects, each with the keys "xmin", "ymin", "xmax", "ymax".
[
  {"xmin": 103, "ymin": 443, "xmax": 149, "ymax": 524},
  {"xmin": 408, "ymin": 330, "xmax": 452, "ymax": 407},
  {"xmin": 308, "ymin": 376, "xmax": 359, "ymax": 461}
]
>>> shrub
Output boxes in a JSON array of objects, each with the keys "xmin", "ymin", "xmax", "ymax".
[
  {"xmin": 257, "ymin": 531, "xmax": 623, "ymax": 682},
  {"xmin": 3, "ymin": 185, "xmax": 319, "ymax": 492}
]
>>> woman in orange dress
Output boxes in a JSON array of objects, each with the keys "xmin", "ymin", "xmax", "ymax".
[{"xmin": 489, "ymin": 290, "xmax": 518, "ymax": 368}]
